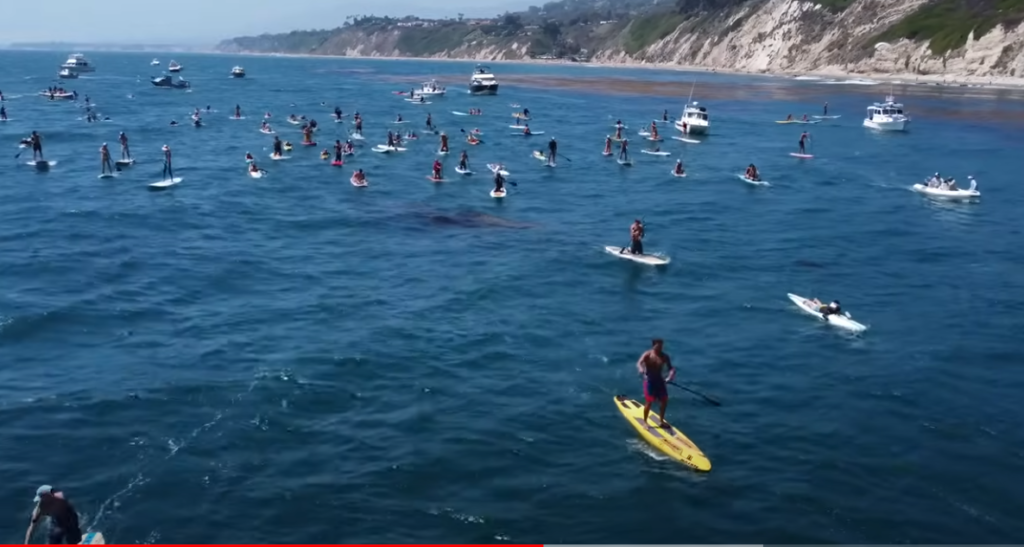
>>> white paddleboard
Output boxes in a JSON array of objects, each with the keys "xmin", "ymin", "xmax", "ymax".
[
  {"xmin": 671, "ymin": 170, "xmax": 687, "ymax": 178},
  {"xmin": 249, "ymin": 170, "xmax": 264, "ymax": 178},
  {"xmin": 603, "ymin": 245, "xmax": 670, "ymax": 265},
  {"xmin": 790, "ymin": 153, "xmax": 813, "ymax": 159},
  {"xmin": 115, "ymin": 159, "xmax": 134, "ymax": 166},
  {"xmin": 510, "ymin": 131, "xmax": 544, "ymax": 136},
  {"xmin": 602, "ymin": 151, "xmax": 613, "ymax": 157},
  {"xmin": 455, "ymin": 166, "xmax": 473, "ymax": 175},
  {"xmin": 350, "ymin": 133, "xmax": 365, "ymax": 140},
  {"xmin": 351, "ymin": 176, "xmax": 368, "ymax": 187},
  {"xmin": 269, "ymin": 154, "xmax": 290, "ymax": 160},
  {"xmin": 813, "ymin": 115, "xmax": 841, "ymax": 119},
  {"xmin": 149, "ymin": 177, "xmax": 182, "ymax": 189},
  {"xmin": 0, "ymin": 118, "xmax": 12, "ymax": 122},
  {"xmin": 490, "ymin": 188, "xmax": 507, "ymax": 198},
  {"xmin": 452, "ymin": 111, "xmax": 469, "ymax": 116},
  {"xmin": 641, "ymin": 150, "xmax": 669, "ymax": 156},
  {"xmin": 260, "ymin": 129, "xmax": 275, "ymax": 134},
  {"xmin": 372, "ymin": 145, "xmax": 406, "ymax": 153},
  {"xmin": 28, "ymin": 160, "xmax": 58, "ymax": 166},
  {"xmin": 737, "ymin": 174, "xmax": 769, "ymax": 186},
  {"xmin": 617, "ymin": 158, "xmax": 633, "ymax": 166},
  {"xmin": 787, "ymin": 293, "xmax": 866, "ymax": 332},
  {"xmin": 229, "ymin": 116, "xmax": 246, "ymax": 120},
  {"xmin": 487, "ymin": 164, "xmax": 510, "ymax": 176},
  {"xmin": 509, "ymin": 125, "xmax": 527, "ymax": 129},
  {"xmin": 671, "ymin": 136, "xmax": 700, "ymax": 144},
  {"xmin": 98, "ymin": 173, "xmax": 116, "ymax": 179},
  {"xmin": 391, "ymin": 120, "xmax": 409, "ymax": 124}
]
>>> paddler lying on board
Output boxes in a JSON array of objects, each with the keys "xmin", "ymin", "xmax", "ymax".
[
  {"xmin": 523, "ymin": 125, "xmax": 532, "ymax": 135},
  {"xmin": 637, "ymin": 339, "xmax": 675, "ymax": 426},
  {"xmin": 322, "ymin": 148, "xmax": 331, "ymax": 161},
  {"xmin": 674, "ymin": 159, "xmax": 686, "ymax": 176},
  {"xmin": 745, "ymin": 164, "xmax": 760, "ymax": 181},
  {"xmin": 25, "ymin": 485, "xmax": 83, "ymax": 544},
  {"xmin": 807, "ymin": 299, "xmax": 842, "ymax": 318},
  {"xmin": 249, "ymin": 161, "xmax": 267, "ymax": 175},
  {"xmin": 459, "ymin": 150, "xmax": 469, "ymax": 170},
  {"xmin": 798, "ymin": 132, "xmax": 810, "ymax": 155}
]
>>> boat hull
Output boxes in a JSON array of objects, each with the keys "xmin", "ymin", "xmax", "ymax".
[
  {"xmin": 469, "ymin": 83, "xmax": 498, "ymax": 95},
  {"xmin": 674, "ymin": 121, "xmax": 709, "ymax": 135},
  {"xmin": 863, "ymin": 118, "xmax": 907, "ymax": 131}
]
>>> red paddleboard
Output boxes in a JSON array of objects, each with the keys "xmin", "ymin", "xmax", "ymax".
[
  {"xmin": 331, "ymin": 161, "xmax": 344, "ymax": 167},
  {"xmin": 790, "ymin": 153, "xmax": 813, "ymax": 158},
  {"xmin": 427, "ymin": 176, "xmax": 444, "ymax": 182},
  {"xmin": 303, "ymin": 142, "xmax": 317, "ymax": 146}
]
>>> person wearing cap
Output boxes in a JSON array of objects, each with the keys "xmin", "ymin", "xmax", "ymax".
[
  {"xmin": 636, "ymin": 339, "xmax": 675, "ymax": 426},
  {"xmin": 162, "ymin": 145, "xmax": 173, "ymax": 181},
  {"xmin": 99, "ymin": 143, "xmax": 112, "ymax": 175},
  {"xmin": 25, "ymin": 485, "xmax": 81, "ymax": 544},
  {"xmin": 118, "ymin": 132, "xmax": 131, "ymax": 161}
]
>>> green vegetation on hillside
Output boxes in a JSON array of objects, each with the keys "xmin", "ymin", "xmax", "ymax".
[
  {"xmin": 871, "ymin": 0, "xmax": 1024, "ymax": 55},
  {"xmin": 624, "ymin": 13, "xmax": 686, "ymax": 54},
  {"xmin": 395, "ymin": 23, "xmax": 474, "ymax": 55}
]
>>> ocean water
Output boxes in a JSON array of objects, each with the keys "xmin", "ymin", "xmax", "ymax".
[{"xmin": 1, "ymin": 50, "xmax": 1023, "ymax": 544}]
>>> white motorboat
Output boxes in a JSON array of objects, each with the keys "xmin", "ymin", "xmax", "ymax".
[
  {"xmin": 151, "ymin": 58, "xmax": 160, "ymax": 65},
  {"xmin": 469, "ymin": 65, "xmax": 498, "ymax": 95},
  {"xmin": 61, "ymin": 53, "xmax": 95, "ymax": 72},
  {"xmin": 57, "ymin": 68, "xmax": 78, "ymax": 79},
  {"xmin": 168, "ymin": 60, "xmax": 182, "ymax": 73},
  {"xmin": 674, "ymin": 101, "xmax": 709, "ymax": 135},
  {"xmin": 863, "ymin": 94, "xmax": 909, "ymax": 131},
  {"xmin": 415, "ymin": 79, "xmax": 445, "ymax": 96},
  {"xmin": 912, "ymin": 176, "xmax": 979, "ymax": 200},
  {"xmin": 231, "ymin": 66, "xmax": 246, "ymax": 78}
]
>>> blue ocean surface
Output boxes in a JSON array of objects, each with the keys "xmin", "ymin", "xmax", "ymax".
[{"xmin": 1, "ymin": 50, "xmax": 1023, "ymax": 543}]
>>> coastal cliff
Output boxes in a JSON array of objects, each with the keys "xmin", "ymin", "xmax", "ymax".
[{"xmin": 215, "ymin": 0, "xmax": 1024, "ymax": 80}]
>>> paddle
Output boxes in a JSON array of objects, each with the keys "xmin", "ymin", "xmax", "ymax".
[{"xmin": 669, "ymin": 381, "xmax": 722, "ymax": 406}]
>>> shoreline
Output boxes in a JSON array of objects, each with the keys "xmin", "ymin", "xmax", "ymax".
[{"xmin": 216, "ymin": 49, "xmax": 1024, "ymax": 91}]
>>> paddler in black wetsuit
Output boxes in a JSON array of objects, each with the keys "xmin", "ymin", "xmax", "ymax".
[
  {"xmin": 798, "ymin": 131, "xmax": 810, "ymax": 155},
  {"xmin": 334, "ymin": 106, "xmax": 342, "ymax": 119},
  {"xmin": 234, "ymin": 104, "xmax": 242, "ymax": 119},
  {"xmin": 162, "ymin": 144, "xmax": 174, "ymax": 180},
  {"xmin": 823, "ymin": 102, "xmax": 829, "ymax": 116},
  {"xmin": 493, "ymin": 170, "xmax": 505, "ymax": 193},
  {"xmin": 310, "ymin": 119, "xmax": 318, "ymax": 131},
  {"xmin": 30, "ymin": 130, "xmax": 43, "ymax": 161},
  {"xmin": 426, "ymin": 113, "xmax": 434, "ymax": 130},
  {"xmin": 386, "ymin": 131, "xmax": 395, "ymax": 149},
  {"xmin": 459, "ymin": 150, "xmax": 469, "ymax": 171},
  {"xmin": 618, "ymin": 138, "xmax": 629, "ymax": 163},
  {"xmin": 0, "ymin": 105, "xmax": 7, "ymax": 121},
  {"xmin": 333, "ymin": 139, "xmax": 343, "ymax": 163},
  {"xmin": 674, "ymin": 159, "xmax": 685, "ymax": 176},
  {"xmin": 272, "ymin": 136, "xmax": 283, "ymax": 157},
  {"xmin": 547, "ymin": 137, "xmax": 557, "ymax": 166},
  {"xmin": 662, "ymin": 109, "xmax": 669, "ymax": 122},
  {"xmin": 523, "ymin": 108, "xmax": 530, "ymax": 118},
  {"xmin": 25, "ymin": 485, "xmax": 82, "ymax": 544}
]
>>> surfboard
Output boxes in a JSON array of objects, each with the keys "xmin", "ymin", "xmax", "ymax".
[
  {"xmin": 509, "ymin": 125, "xmax": 526, "ymax": 129},
  {"xmin": 349, "ymin": 133, "xmax": 365, "ymax": 140},
  {"xmin": 29, "ymin": 160, "xmax": 57, "ymax": 168},
  {"xmin": 617, "ymin": 158, "xmax": 633, "ymax": 166},
  {"xmin": 351, "ymin": 176, "xmax": 368, "ymax": 187},
  {"xmin": 452, "ymin": 111, "xmax": 469, "ymax": 116},
  {"xmin": 115, "ymin": 159, "xmax": 134, "ymax": 166},
  {"xmin": 671, "ymin": 170, "xmax": 687, "ymax": 178},
  {"xmin": 437, "ymin": 150, "xmax": 449, "ymax": 155},
  {"xmin": 490, "ymin": 188, "xmax": 506, "ymax": 198},
  {"xmin": 331, "ymin": 161, "xmax": 344, "ymax": 167},
  {"xmin": 813, "ymin": 115, "xmax": 841, "ymax": 119},
  {"xmin": 613, "ymin": 395, "xmax": 710, "ymax": 471},
  {"xmin": 790, "ymin": 153, "xmax": 813, "ymax": 158},
  {"xmin": 269, "ymin": 154, "xmax": 290, "ymax": 160},
  {"xmin": 81, "ymin": 531, "xmax": 106, "ymax": 544},
  {"xmin": 372, "ymin": 146, "xmax": 406, "ymax": 153},
  {"xmin": 229, "ymin": 116, "xmax": 246, "ymax": 120},
  {"xmin": 641, "ymin": 150, "xmax": 670, "ymax": 156},
  {"xmin": 98, "ymin": 173, "xmax": 116, "ymax": 179},
  {"xmin": 603, "ymin": 245, "xmax": 670, "ymax": 265},
  {"xmin": 260, "ymin": 129, "xmax": 274, "ymax": 134},
  {"xmin": 148, "ymin": 177, "xmax": 182, "ymax": 189},
  {"xmin": 391, "ymin": 120, "xmax": 409, "ymax": 124}
]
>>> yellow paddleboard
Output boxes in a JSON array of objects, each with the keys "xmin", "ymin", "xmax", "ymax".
[
  {"xmin": 775, "ymin": 120, "xmax": 796, "ymax": 124},
  {"xmin": 614, "ymin": 395, "xmax": 711, "ymax": 472},
  {"xmin": 81, "ymin": 531, "xmax": 105, "ymax": 544}
]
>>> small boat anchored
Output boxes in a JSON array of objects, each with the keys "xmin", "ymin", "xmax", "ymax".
[
  {"xmin": 231, "ymin": 66, "xmax": 246, "ymax": 78},
  {"xmin": 415, "ymin": 79, "xmax": 445, "ymax": 96},
  {"xmin": 863, "ymin": 94, "xmax": 909, "ymax": 131},
  {"xmin": 58, "ymin": 68, "xmax": 78, "ymax": 79},
  {"xmin": 168, "ymin": 60, "xmax": 182, "ymax": 73},
  {"xmin": 151, "ymin": 75, "xmax": 190, "ymax": 89},
  {"xmin": 674, "ymin": 82, "xmax": 709, "ymax": 135},
  {"xmin": 151, "ymin": 58, "xmax": 160, "ymax": 65},
  {"xmin": 61, "ymin": 53, "xmax": 95, "ymax": 73}
]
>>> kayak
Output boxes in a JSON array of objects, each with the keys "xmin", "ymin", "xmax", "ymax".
[
  {"xmin": 613, "ymin": 395, "xmax": 710, "ymax": 472},
  {"xmin": 912, "ymin": 182, "xmax": 979, "ymax": 199},
  {"xmin": 603, "ymin": 245, "xmax": 669, "ymax": 265},
  {"xmin": 787, "ymin": 293, "xmax": 867, "ymax": 332},
  {"xmin": 641, "ymin": 150, "xmax": 670, "ymax": 156},
  {"xmin": 486, "ymin": 164, "xmax": 510, "ymax": 176},
  {"xmin": 331, "ymin": 161, "xmax": 344, "ymax": 167},
  {"xmin": 490, "ymin": 187, "xmax": 507, "ymax": 198},
  {"xmin": 510, "ymin": 131, "xmax": 544, "ymax": 136},
  {"xmin": 737, "ymin": 173, "xmax": 769, "ymax": 186}
]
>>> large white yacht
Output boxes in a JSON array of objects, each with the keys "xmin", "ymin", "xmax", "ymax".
[
  {"xmin": 674, "ymin": 101, "xmax": 709, "ymax": 135},
  {"xmin": 863, "ymin": 95, "xmax": 909, "ymax": 131},
  {"xmin": 61, "ymin": 53, "xmax": 95, "ymax": 72},
  {"xmin": 469, "ymin": 65, "xmax": 498, "ymax": 95}
]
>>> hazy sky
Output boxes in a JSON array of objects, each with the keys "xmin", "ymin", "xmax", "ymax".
[{"xmin": 1, "ymin": 0, "xmax": 532, "ymax": 44}]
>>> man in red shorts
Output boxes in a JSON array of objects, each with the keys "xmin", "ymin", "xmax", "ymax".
[{"xmin": 636, "ymin": 338, "xmax": 675, "ymax": 426}]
